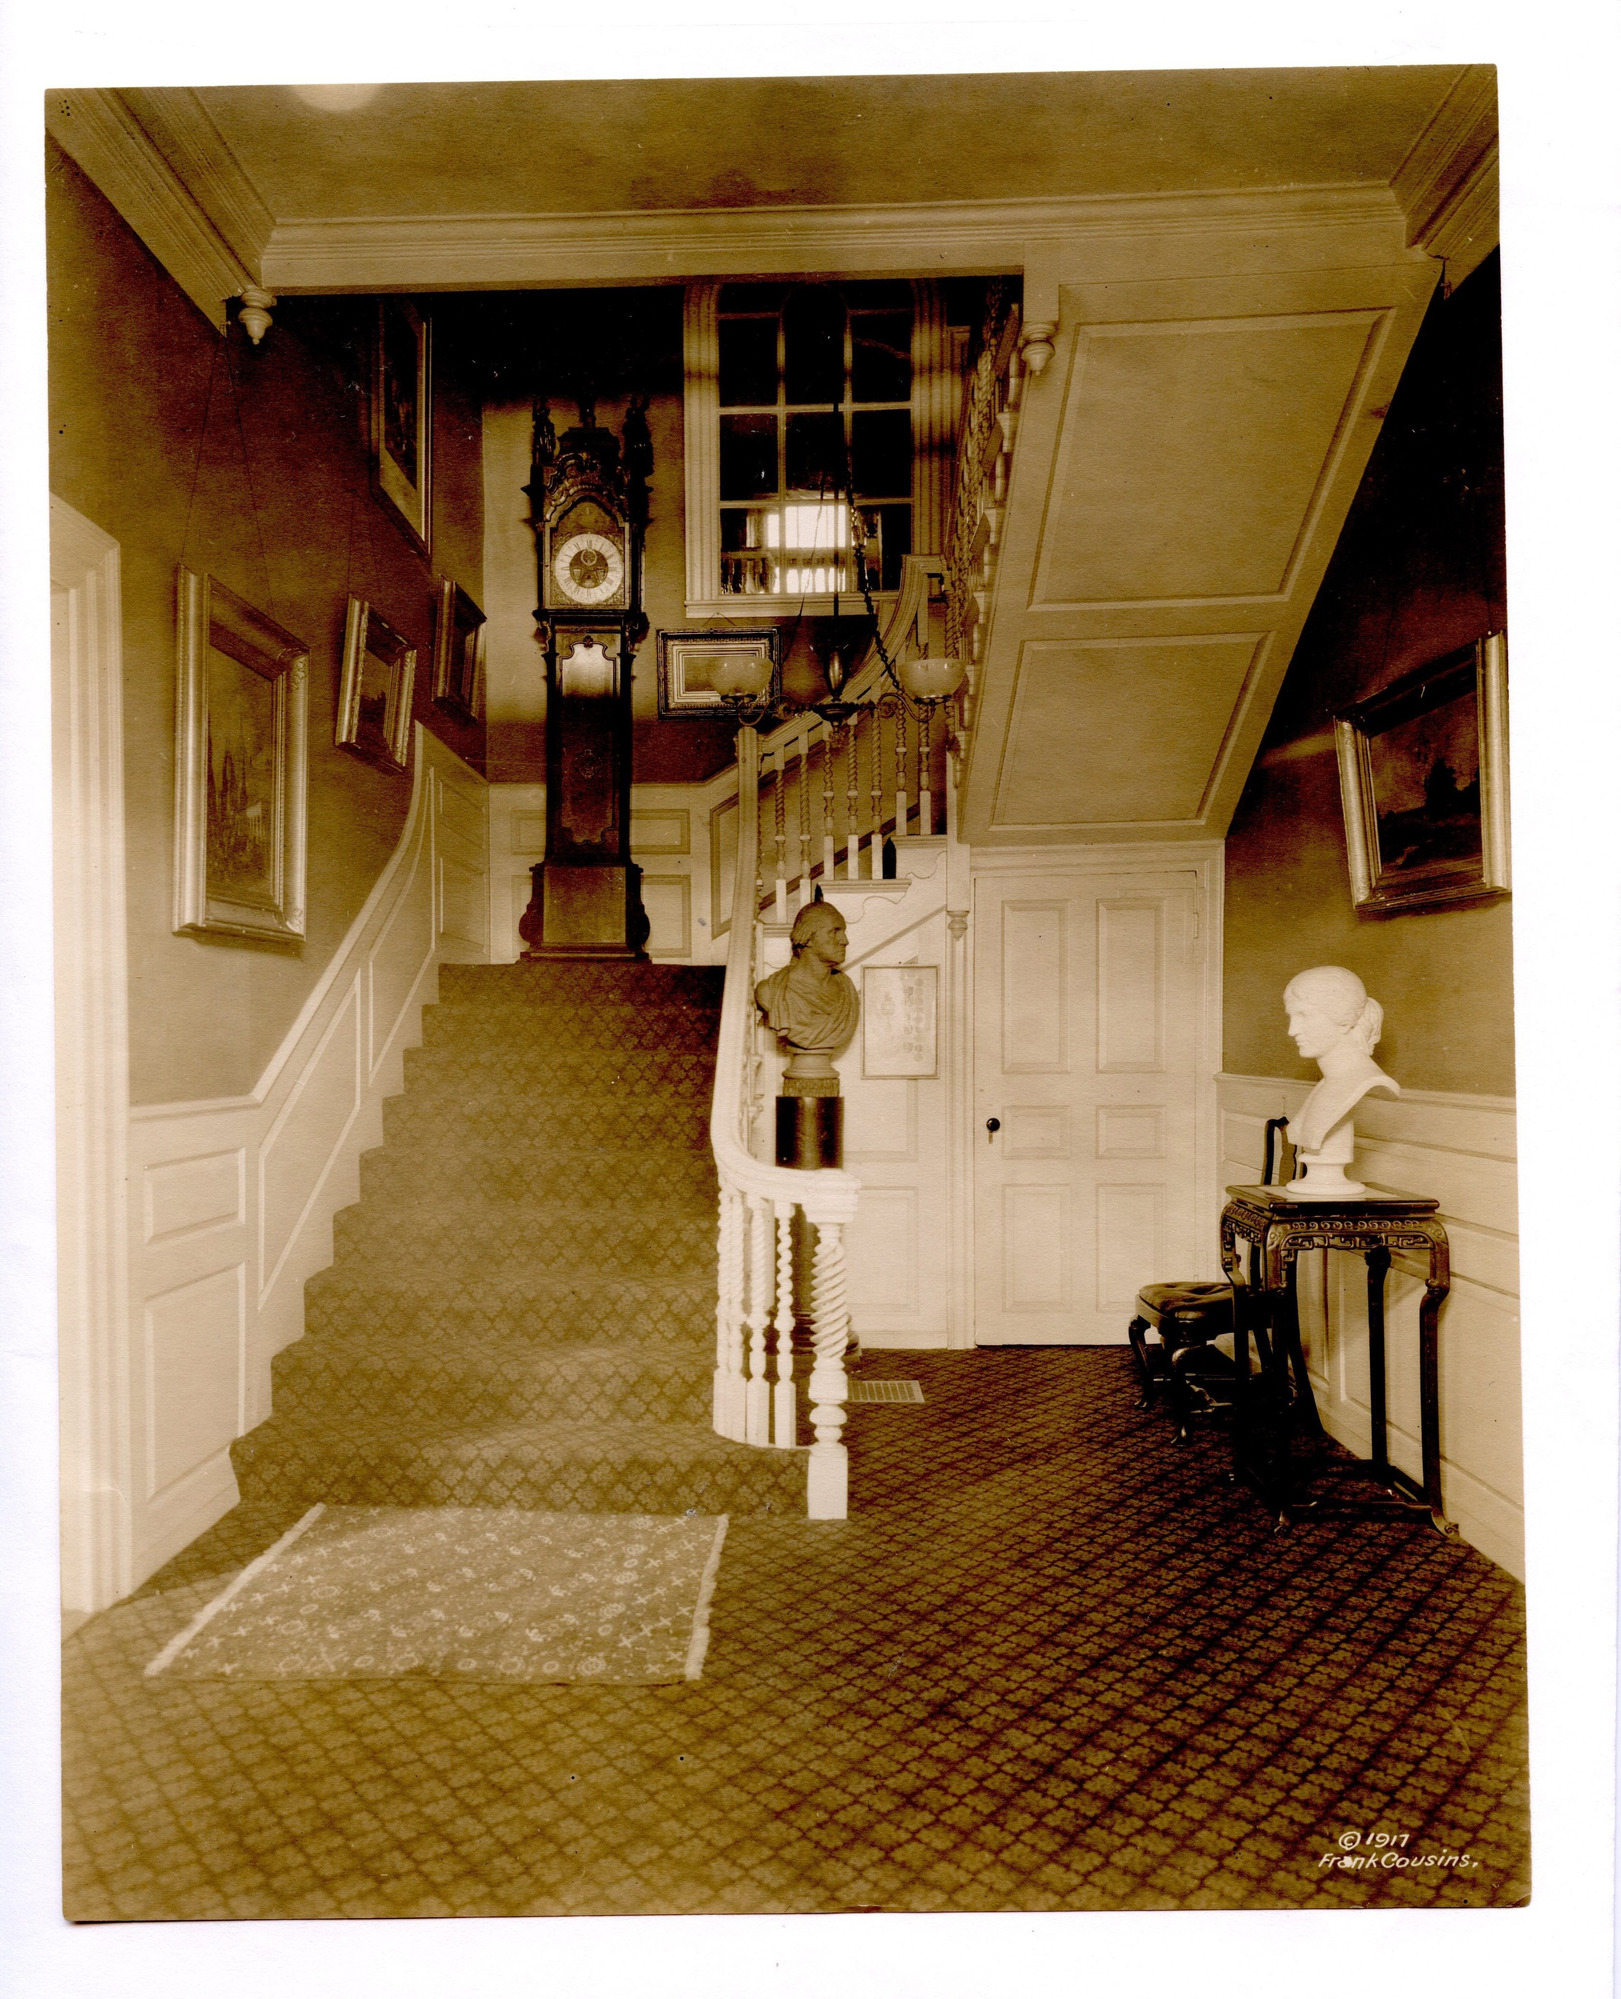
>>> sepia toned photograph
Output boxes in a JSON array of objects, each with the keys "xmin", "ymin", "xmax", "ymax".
[{"xmin": 19, "ymin": 36, "xmax": 1613, "ymax": 1986}]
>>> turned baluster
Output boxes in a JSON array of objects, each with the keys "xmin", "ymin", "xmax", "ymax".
[
  {"xmin": 918, "ymin": 705, "xmax": 935, "ymax": 837},
  {"xmin": 805, "ymin": 1216, "xmax": 852, "ymax": 1518},
  {"xmin": 772, "ymin": 1199, "xmax": 797, "ymax": 1446},
  {"xmin": 893, "ymin": 700, "xmax": 909, "ymax": 836},
  {"xmin": 713, "ymin": 1187, "xmax": 748, "ymax": 1441},
  {"xmin": 744, "ymin": 1193, "xmax": 772, "ymax": 1445},
  {"xmin": 795, "ymin": 723, "xmax": 810, "ymax": 911}
]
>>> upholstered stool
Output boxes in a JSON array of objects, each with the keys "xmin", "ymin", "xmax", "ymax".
[{"xmin": 1127, "ymin": 1116, "xmax": 1290, "ymax": 1441}]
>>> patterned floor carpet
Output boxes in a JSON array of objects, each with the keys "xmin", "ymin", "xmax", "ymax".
[{"xmin": 63, "ymin": 1347, "xmax": 1529, "ymax": 1918}]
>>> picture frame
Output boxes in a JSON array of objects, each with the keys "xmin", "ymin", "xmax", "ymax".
[
  {"xmin": 656, "ymin": 626, "xmax": 781, "ymax": 718},
  {"xmin": 1334, "ymin": 630, "xmax": 1509, "ymax": 915},
  {"xmin": 862, "ymin": 964, "xmax": 939, "ymax": 1079},
  {"xmin": 432, "ymin": 578, "xmax": 486, "ymax": 723},
  {"xmin": 371, "ymin": 298, "xmax": 432, "ymax": 554},
  {"xmin": 337, "ymin": 597, "xmax": 416, "ymax": 773},
  {"xmin": 173, "ymin": 567, "xmax": 308, "ymax": 943}
]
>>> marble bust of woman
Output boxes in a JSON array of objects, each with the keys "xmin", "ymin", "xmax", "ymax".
[
  {"xmin": 1282, "ymin": 965, "xmax": 1400, "ymax": 1201},
  {"xmin": 755, "ymin": 902, "xmax": 860, "ymax": 1097}
]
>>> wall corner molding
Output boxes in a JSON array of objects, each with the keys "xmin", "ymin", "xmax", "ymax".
[
  {"xmin": 1391, "ymin": 64, "xmax": 1499, "ymax": 284},
  {"xmin": 46, "ymin": 87, "xmax": 253, "ymax": 331}
]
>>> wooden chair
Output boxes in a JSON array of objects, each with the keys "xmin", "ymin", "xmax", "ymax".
[{"xmin": 1127, "ymin": 1117, "xmax": 1291, "ymax": 1441}]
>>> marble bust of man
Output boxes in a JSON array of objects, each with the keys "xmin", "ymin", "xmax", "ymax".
[
  {"xmin": 755, "ymin": 902, "xmax": 860, "ymax": 1097},
  {"xmin": 1282, "ymin": 965, "xmax": 1399, "ymax": 1200}
]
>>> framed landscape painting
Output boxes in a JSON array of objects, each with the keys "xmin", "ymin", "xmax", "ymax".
[
  {"xmin": 173, "ymin": 568, "xmax": 308, "ymax": 942},
  {"xmin": 1334, "ymin": 631, "xmax": 1510, "ymax": 915},
  {"xmin": 372, "ymin": 299, "xmax": 432, "ymax": 553},
  {"xmin": 338, "ymin": 598, "xmax": 416, "ymax": 773}
]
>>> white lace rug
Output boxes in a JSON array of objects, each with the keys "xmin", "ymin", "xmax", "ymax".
[{"xmin": 145, "ymin": 1506, "xmax": 728, "ymax": 1684}]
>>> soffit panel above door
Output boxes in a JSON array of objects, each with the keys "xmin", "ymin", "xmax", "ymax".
[{"xmin": 991, "ymin": 635, "xmax": 1266, "ymax": 831}]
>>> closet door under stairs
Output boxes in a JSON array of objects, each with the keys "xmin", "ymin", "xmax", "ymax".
[{"xmin": 973, "ymin": 868, "xmax": 1204, "ymax": 1345}]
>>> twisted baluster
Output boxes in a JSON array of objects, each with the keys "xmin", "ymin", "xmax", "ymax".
[
  {"xmin": 805, "ymin": 1219, "xmax": 851, "ymax": 1518},
  {"xmin": 918, "ymin": 705, "xmax": 934, "ymax": 837},
  {"xmin": 844, "ymin": 719, "xmax": 860, "ymax": 880},
  {"xmin": 869, "ymin": 707, "xmax": 884, "ymax": 877},
  {"xmin": 772, "ymin": 1199, "xmax": 797, "ymax": 1447},
  {"xmin": 744, "ymin": 1193, "xmax": 772, "ymax": 1445},
  {"xmin": 820, "ymin": 724, "xmax": 836, "ymax": 885},
  {"xmin": 795, "ymin": 723, "xmax": 810, "ymax": 911},
  {"xmin": 712, "ymin": 1186, "xmax": 748, "ymax": 1441},
  {"xmin": 894, "ymin": 700, "xmax": 909, "ymax": 836},
  {"xmin": 772, "ymin": 747, "xmax": 788, "ymax": 924}
]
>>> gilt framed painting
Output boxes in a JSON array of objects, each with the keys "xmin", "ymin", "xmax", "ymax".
[
  {"xmin": 173, "ymin": 568, "xmax": 308, "ymax": 943},
  {"xmin": 372, "ymin": 298, "xmax": 432, "ymax": 554},
  {"xmin": 338, "ymin": 598, "xmax": 416, "ymax": 773},
  {"xmin": 1334, "ymin": 631, "xmax": 1510, "ymax": 915},
  {"xmin": 432, "ymin": 578, "xmax": 486, "ymax": 723},
  {"xmin": 656, "ymin": 627, "xmax": 781, "ymax": 718}
]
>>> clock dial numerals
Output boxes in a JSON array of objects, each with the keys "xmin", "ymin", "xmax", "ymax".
[{"xmin": 553, "ymin": 532, "xmax": 625, "ymax": 607}]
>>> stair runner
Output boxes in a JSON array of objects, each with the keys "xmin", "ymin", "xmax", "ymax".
[{"xmin": 230, "ymin": 962, "xmax": 805, "ymax": 1516}]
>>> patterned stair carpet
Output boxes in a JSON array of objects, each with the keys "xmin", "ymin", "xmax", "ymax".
[{"xmin": 229, "ymin": 961, "xmax": 804, "ymax": 1519}]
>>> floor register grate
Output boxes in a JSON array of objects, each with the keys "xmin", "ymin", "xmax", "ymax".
[{"xmin": 847, "ymin": 1380, "xmax": 925, "ymax": 1405}]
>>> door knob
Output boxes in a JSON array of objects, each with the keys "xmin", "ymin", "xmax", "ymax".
[{"xmin": 986, "ymin": 1117, "xmax": 1001, "ymax": 1142}]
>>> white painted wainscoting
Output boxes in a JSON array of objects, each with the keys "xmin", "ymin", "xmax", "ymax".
[
  {"xmin": 112, "ymin": 731, "xmax": 488, "ymax": 1606},
  {"xmin": 1218, "ymin": 1073, "xmax": 1522, "ymax": 1578}
]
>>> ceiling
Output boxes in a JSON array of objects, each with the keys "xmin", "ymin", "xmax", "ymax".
[{"xmin": 164, "ymin": 69, "xmax": 1462, "ymax": 222}]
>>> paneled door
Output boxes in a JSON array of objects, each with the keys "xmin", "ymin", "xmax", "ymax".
[{"xmin": 974, "ymin": 869, "xmax": 1204, "ymax": 1344}]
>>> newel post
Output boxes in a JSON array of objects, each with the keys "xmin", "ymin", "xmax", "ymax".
[{"xmin": 801, "ymin": 1180, "xmax": 859, "ymax": 1520}]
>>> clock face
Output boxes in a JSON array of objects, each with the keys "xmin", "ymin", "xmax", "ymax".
[{"xmin": 552, "ymin": 531, "xmax": 625, "ymax": 607}]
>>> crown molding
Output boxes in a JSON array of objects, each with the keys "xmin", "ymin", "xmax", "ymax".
[
  {"xmin": 125, "ymin": 88, "xmax": 276, "ymax": 271},
  {"xmin": 47, "ymin": 88, "xmax": 251, "ymax": 329},
  {"xmin": 1391, "ymin": 62, "xmax": 1498, "ymax": 282},
  {"xmin": 258, "ymin": 183, "xmax": 1405, "ymax": 294}
]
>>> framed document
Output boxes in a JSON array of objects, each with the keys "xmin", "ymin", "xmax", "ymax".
[{"xmin": 862, "ymin": 965, "xmax": 938, "ymax": 1079}]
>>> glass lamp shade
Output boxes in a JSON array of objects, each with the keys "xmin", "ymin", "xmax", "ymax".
[
  {"xmin": 706, "ymin": 653, "xmax": 775, "ymax": 700},
  {"xmin": 898, "ymin": 655, "xmax": 966, "ymax": 703}
]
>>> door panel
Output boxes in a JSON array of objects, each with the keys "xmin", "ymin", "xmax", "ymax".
[{"xmin": 975, "ymin": 869, "xmax": 1202, "ymax": 1344}]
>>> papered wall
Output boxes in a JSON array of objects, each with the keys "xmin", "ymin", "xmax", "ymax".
[
  {"xmin": 47, "ymin": 142, "xmax": 485, "ymax": 1106},
  {"xmin": 1222, "ymin": 256, "xmax": 1512, "ymax": 1097}
]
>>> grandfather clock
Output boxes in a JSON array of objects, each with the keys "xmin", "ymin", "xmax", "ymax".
[{"xmin": 519, "ymin": 403, "xmax": 651, "ymax": 960}]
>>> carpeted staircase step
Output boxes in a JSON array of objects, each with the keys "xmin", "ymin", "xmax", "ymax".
[
  {"xmin": 303, "ymin": 1269, "xmax": 715, "ymax": 1346},
  {"xmin": 230, "ymin": 1413, "xmax": 805, "ymax": 1515},
  {"xmin": 272, "ymin": 1335, "xmax": 711, "ymax": 1426},
  {"xmin": 419, "ymin": 1002, "xmax": 721, "ymax": 1055},
  {"xmin": 328, "ymin": 1203, "xmax": 717, "ymax": 1280},
  {"xmin": 435, "ymin": 962, "xmax": 725, "ymax": 1005},
  {"xmin": 400, "ymin": 1044, "xmax": 717, "ymax": 1098},
  {"xmin": 381, "ymin": 1098, "xmax": 710, "ymax": 1158},
  {"xmin": 356, "ymin": 1143, "xmax": 716, "ymax": 1209}
]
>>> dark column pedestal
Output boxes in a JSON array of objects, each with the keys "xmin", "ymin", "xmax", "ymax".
[{"xmin": 776, "ymin": 1095, "xmax": 843, "ymax": 1169}]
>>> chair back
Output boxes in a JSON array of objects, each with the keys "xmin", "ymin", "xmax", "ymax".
[{"xmin": 1262, "ymin": 1116, "xmax": 1292, "ymax": 1188}]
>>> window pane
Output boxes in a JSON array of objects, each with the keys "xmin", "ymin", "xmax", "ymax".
[
  {"xmin": 719, "ymin": 414, "xmax": 778, "ymax": 499},
  {"xmin": 785, "ymin": 411, "xmax": 844, "ymax": 493},
  {"xmin": 783, "ymin": 287, "xmax": 845, "ymax": 407},
  {"xmin": 852, "ymin": 312, "xmax": 912, "ymax": 402},
  {"xmin": 851, "ymin": 409, "xmax": 912, "ymax": 499},
  {"xmin": 875, "ymin": 503, "xmax": 911, "ymax": 591},
  {"xmin": 719, "ymin": 319, "xmax": 778, "ymax": 407}
]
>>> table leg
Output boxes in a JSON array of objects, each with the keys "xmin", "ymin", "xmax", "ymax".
[
  {"xmin": 1280, "ymin": 1258, "xmax": 1323, "ymax": 1436},
  {"xmin": 1365, "ymin": 1247, "xmax": 1391, "ymax": 1476},
  {"xmin": 1419, "ymin": 1279, "xmax": 1457, "ymax": 1535}
]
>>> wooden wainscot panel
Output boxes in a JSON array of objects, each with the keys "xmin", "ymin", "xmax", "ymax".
[
  {"xmin": 144, "ymin": 1148, "xmax": 245, "ymax": 1244},
  {"xmin": 144, "ymin": 1264, "xmax": 244, "ymax": 1498}
]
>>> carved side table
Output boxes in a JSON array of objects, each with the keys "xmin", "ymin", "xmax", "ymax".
[{"xmin": 1219, "ymin": 1186, "xmax": 1455, "ymax": 1535}]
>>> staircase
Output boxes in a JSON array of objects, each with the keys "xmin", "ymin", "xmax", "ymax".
[{"xmin": 230, "ymin": 960, "xmax": 805, "ymax": 1517}]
